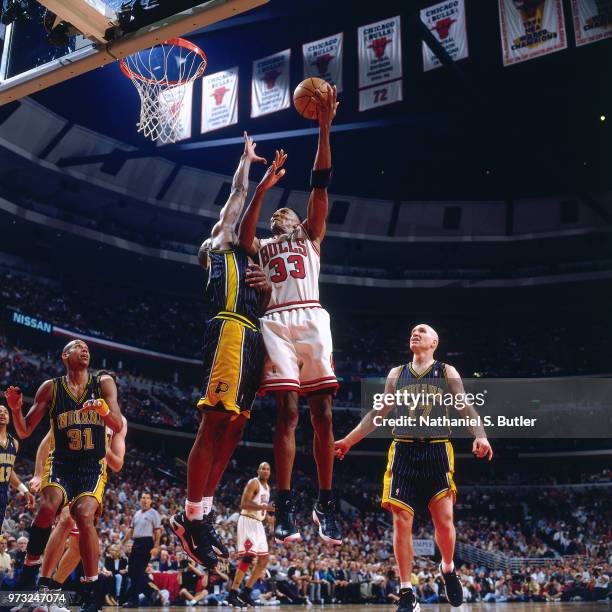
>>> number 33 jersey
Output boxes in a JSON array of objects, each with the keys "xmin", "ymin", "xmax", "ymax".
[
  {"xmin": 49, "ymin": 374, "xmax": 107, "ymax": 460},
  {"xmin": 258, "ymin": 224, "xmax": 320, "ymax": 314}
]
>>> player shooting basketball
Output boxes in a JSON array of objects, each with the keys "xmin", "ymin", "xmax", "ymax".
[
  {"xmin": 239, "ymin": 84, "xmax": 342, "ymax": 545},
  {"xmin": 334, "ymin": 324, "xmax": 493, "ymax": 611},
  {"xmin": 171, "ymin": 132, "xmax": 272, "ymax": 569}
]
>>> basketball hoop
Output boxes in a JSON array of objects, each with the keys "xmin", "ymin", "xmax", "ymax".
[{"xmin": 120, "ymin": 38, "xmax": 207, "ymax": 144}]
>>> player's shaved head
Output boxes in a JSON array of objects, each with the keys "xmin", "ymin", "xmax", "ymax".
[
  {"xmin": 62, "ymin": 339, "xmax": 88, "ymax": 355},
  {"xmin": 259, "ymin": 461, "xmax": 270, "ymax": 469},
  {"xmin": 409, "ymin": 323, "xmax": 439, "ymax": 353}
]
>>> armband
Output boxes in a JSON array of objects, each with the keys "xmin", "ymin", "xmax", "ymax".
[
  {"xmin": 310, "ymin": 167, "xmax": 333, "ymax": 189},
  {"xmin": 18, "ymin": 483, "xmax": 28, "ymax": 495}
]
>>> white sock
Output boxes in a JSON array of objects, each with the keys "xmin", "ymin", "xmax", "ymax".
[
  {"xmin": 185, "ymin": 499, "xmax": 204, "ymax": 521},
  {"xmin": 202, "ymin": 496, "xmax": 213, "ymax": 515},
  {"xmin": 441, "ymin": 561, "xmax": 454, "ymax": 573},
  {"xmin": 400, "ymin": 582, "xmax": 411, "ymax": 590},
  {"xmin": 84, "ymin": 575, "xmax": 98, "ymax": 582}
]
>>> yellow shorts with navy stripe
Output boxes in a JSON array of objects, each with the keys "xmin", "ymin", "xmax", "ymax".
[
  {"xmin": 382, "ymin": 439, "xmax": 456, "ymax": 515},
  {"xmin": 42, "ymin": 453, "xmax": 107, "ymax": 511},
  {"xmin": 198, "ymin": 312, "xmax": 265, "ymax": 417}
]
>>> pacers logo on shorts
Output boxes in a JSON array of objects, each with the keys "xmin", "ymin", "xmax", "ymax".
[{"xmin": 215, "ymin": 381, "xmax": 230, "ymax": 394}]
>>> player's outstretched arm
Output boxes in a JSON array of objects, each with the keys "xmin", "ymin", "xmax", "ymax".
[
  {"xmin": 29, "ymin": 430, "xmax": 51, "ymax": 492},
  {"xmin": 238, "ymin": 149, "xmax": 287, "ymax": 256},
  {"xmin": 334, "ymin": 366, "xmax": 400, "ymax": 460},
  {"xmin": 305, "ymin": 84, "xmax": 338, "ymax": 245},
  {"xmin": 106, "ymin": 415, "xmax": 128, "ymax": 472},
  {"xmin": 203, "ymin": 132, "xmax": 267, "ymax": 261},
  {"xmin": 9, "ymin": 468, "xmax": 35, "ymax": 509},
  {"xmin": 4, "ymin": 381, "xmax": 53, "ymax": 439},
  {"xmin": 445, "ymin": 364, "xmax": 493, "ymax": 461},
  {"xmin": 80, "ymin": 374, "xmax": 123, "ymax": 433}
]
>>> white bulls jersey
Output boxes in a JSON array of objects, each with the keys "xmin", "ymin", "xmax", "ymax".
[
  {"xmin": 240, "ymin": 479, "xmax": 270, "ymax": 521},
  {"xmin": 258, "ymin": 224, "xmax": 320, "ymax": 314}
]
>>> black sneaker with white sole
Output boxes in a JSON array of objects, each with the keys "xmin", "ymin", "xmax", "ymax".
[
  {"xmin": 202, "ymin": 511, "xmax": 229, "ymax": 558},
  {"xmin": 226, "ymin": 589, "xmax": 247, "ymax": 608},
  {"xmin": 170, "ymin": 512, "xmax": 218, "ymax": 568},
  {"xmin": 396, "ymin": 588, "xmax": 420, "ymax": 612},
  {"xmin": 274, "ymin": 500, "xmax": 301, "ymax": 544},
  {"xmin": 312, "ymin": 500, "xmax": 342, "ymax": 544},
  {"xmin": 439, "ymin": 563, "xmax": 463, "ymax": 607},
  {"xmin": 239, "ymin": 587, "xmax": 257, "ymax": 607}
]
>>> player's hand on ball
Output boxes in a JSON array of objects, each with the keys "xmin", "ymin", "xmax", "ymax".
[
  {"xmin": 243, "ymin": 131, "xmax": 267, "ymax": 164},
  {"xmin": 4, "ymin": 386, "xmax": 23, "ymax": 412},
  {"xmin": 28, "ymin": 475, "xmax": 42, "ymax": 493},
  {"xmin": 334, "ymin": 438, "xmax": 352, "ymax": 460},
  {"xmin": 316, "ymin": 84, "xmax": 338, "ymax": 127},
  {"xmin": 257, "ymin": 149, "xmax": 287, "ymax": 191},
  {"xmin": 473, "ymin": 437, "xmax": 493, "ymax": 461},
  {"xmin": 80, "ymin": 398, "xmax": 110, "ymax": 417},
  {"xmin": 245, "ymin": 264, "xmax": 271, "ymax": 292}
]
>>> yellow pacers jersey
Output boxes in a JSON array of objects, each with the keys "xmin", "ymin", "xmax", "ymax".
[
  {"xmin": 205, "ymin": 248, "xmax": 260, "ymax": 324},
  {"xmin": 49, "ymin": 374, "xmax": 107, "ymax": 460}
]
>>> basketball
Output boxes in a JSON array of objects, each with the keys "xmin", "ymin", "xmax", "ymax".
[{"xmin": 293, "ymin": 77, "xmax": 329, "ymax": 120}]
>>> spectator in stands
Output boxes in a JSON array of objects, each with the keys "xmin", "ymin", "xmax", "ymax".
[
  {"xmin": 103, "ymin": 544, "xmax": 128, "ymax": 604},
  {"xmin": 177, "ymin": 557, "xmax": 208, "ymax": 606},
  {"xmin": 0, "ymin": 537, "xmax": 12, "ymax": 587}
]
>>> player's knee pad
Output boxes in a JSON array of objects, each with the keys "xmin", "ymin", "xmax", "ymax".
[
  {"xmin": 27, "ymin": 524, "xmax": 53, "ymax": 556},
  {"xmin": 238, "ymin": 557, "xmax": 252, "ymax": 573}
]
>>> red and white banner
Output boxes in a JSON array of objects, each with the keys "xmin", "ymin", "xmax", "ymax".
[
  {"xmin": 571, "ymin": 0, "xmax": 612, "ymax": 46},
  {"xmin": 421, "ymin": 0, "xmax": 469, "ymax": 71},
  {"xmin": 159, "ymin": 81, "xmax": 193, "ymax": 142},
  {"xmin": 201, "ymin": 66, "xmax": 239, "ymax": 133},
  {"xmin": 358, "ymin": 16, "xmax": 403, "ymax": 111},
  {"xmin": 302, "ymin": 33, "xmax": 343, "ymax": 92},
  {"xmin": 358, "ymin": 79, "xmax": 403, "ymax": 112},
  {"xmin": 251, "ymin": 49, "xmax": 291, "ymax": 118},
  {"xmin": 498, "ymin": 0, "xmax": 567, "ymax": 66}
]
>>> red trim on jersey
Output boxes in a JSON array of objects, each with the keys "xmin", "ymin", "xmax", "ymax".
[
  {"xmin": 265, "ymin": 300, "xmax": 321, "ymax": 315},
  {"xmin": 69, "ymin": 529, "xmax": 80, "ymax": 537},
  {"xmin": 300, "ymin": 381, "xmax": 339, "ymax": 395},
  {"xmin": 301, "ymin": 376, "xmax": 338, "ymax": 386}
]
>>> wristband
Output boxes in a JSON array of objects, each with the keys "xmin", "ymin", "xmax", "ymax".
[
  {"xmin": 310, "ymin": 167, "xmax": 333, "ymax": 189},
  {"xmin": 18, "ymin": 483, "xmax": 28, "ymax": 495},
  {"xmin": 94, "ymin": 399, "xmax": 110, "ymax": 417}
]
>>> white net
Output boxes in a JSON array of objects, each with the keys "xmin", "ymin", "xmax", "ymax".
[{"xmin": 121, "ymin": 39, "xmax": 207, "ymax": 144}]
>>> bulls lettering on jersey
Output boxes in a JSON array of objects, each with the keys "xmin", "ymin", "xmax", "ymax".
[{"xmin": 258, "ymin": 224, "xmax": 320, "ymax": 313}]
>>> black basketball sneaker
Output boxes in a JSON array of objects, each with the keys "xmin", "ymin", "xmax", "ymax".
[
  {"xmin": 396, "ymin": 588, "xmax": 420, "ymax": 612},
  {"xmin": 170, "ymin": 512, "xmax": 218, "ymax": 568},
  {"xmin": 274, "ymin": 498, "xmax": 301, "ymax": 544},
  {"xmin": 239, "ymin": 586, "xmax": 257, "ymax": 607},
  {"xmin": 227, "ymin": 589, "xmax": 247, "ymax": 608},
  {"xmin": 202, "ymin": 511, "xmax": 229, "ymax": 558},
  {"xmin": 439, "ymin": 563, "xmax": 463, "ymax": 607},
  {"xmin": 312, "ymin": 499, "xmax": 342, "ymax": 544}
]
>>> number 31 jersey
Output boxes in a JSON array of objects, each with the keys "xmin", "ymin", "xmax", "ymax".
[{"xmin": 258, "ymin": 224, "xmax": 320, "ymax": 314}]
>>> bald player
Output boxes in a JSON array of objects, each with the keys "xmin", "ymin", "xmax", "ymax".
[
  {"xmin": 227, "ymin": 462, "xmax": 274, "ymax": 608},
  {"xmin": 335, "ymin": 324, "xmax": 493, "ymax": 612}
]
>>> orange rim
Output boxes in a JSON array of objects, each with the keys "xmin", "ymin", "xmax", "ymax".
[{"xmin": 119, "ymin": 37, "xmax": 207, "ymax": 86}]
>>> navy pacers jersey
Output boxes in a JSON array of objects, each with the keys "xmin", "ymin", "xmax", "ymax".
[
  {"xmin": 392, "ymin": 361, "xmax": 451, "ymax": 440},
  {"xmin": 49, "ymin": 374, "xmax": 107, "ymax": 460},
  {"xmin": 205, "ymin": 249, "xmax": 260, "ymax": 324},
  {"xmin": 0, "ymin": 433, "xmax": 17, "ymax": 515}
]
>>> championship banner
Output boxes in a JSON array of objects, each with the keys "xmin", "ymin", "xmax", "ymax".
[
  {"xmin": 201, "ymin": 66, "xmax": 239, "ymax": 133},
  {"xmin": 498, "ymin": 0, "xmax": 567, "ymax": 66},
  {"xmin": 358, "ymin": 16, "xmax": 402, "ymax": 88},
  {"xmin": 159, "ymin": 81, "xmax": 193, "ymax": 142},
  {"xmin": 571, "ymin": 0, "xmax": 612, "ymax": 46},
  {"xmin": 302, "ymin": 33, "xmax": 344, "ymax": 92},
  {"xmin": 251, "ymin": 49, "xmax": 291, "ymax": 118},
  {"xmin": 421, "ymin": 0, "xmax": 469, "ymax": 71},
  {"xmin": 358, "ymin": 79, "xmax": 402, "ymax": 112}
]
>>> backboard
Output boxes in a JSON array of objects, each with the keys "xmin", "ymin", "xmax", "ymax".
[{"xmin": 0, "ymin": 0, "xmax": 268, "ymax": 106}]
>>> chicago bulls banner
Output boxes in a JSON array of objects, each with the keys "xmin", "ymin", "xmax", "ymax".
[
  {"xmin": 302, "ymin": 33, "xmax": 344, "ymax": 92},
  {"xmin": 421, "ymin": 0, "xmax": 469, "ymax": 71},
  {"xmin": 251, "ymin": 49, "xmax": 291, "ymax": 118},
  {"xmin": 571, "ymin": 0, "xmax": 612, "ymax": 46},
  {"xmin": 358, "ymin": 16, "xmax": 403, "ymax": 111},
  {"xmin": 498, "ymin": 0, "xmax": 567, "ymax": 66},
  {"xmin": 158, "ymin": 81, "xmax": 193, "ymax": 143},
  {"xmin": 201, "ymin": 67, "xmax": 239, "ymax": 134}
]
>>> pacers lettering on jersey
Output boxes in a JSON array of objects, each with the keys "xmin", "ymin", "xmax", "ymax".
[
  {"xmin": 56, "ymin": 409, "xmax": 105, "ymax": 430},
  {"xmin": 260, "ymin": 238, "xmax": 308, "ymax": 267},
  {"xmin": 0, "ymin": 453, "xmax": 15, "ymax": 466}
]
